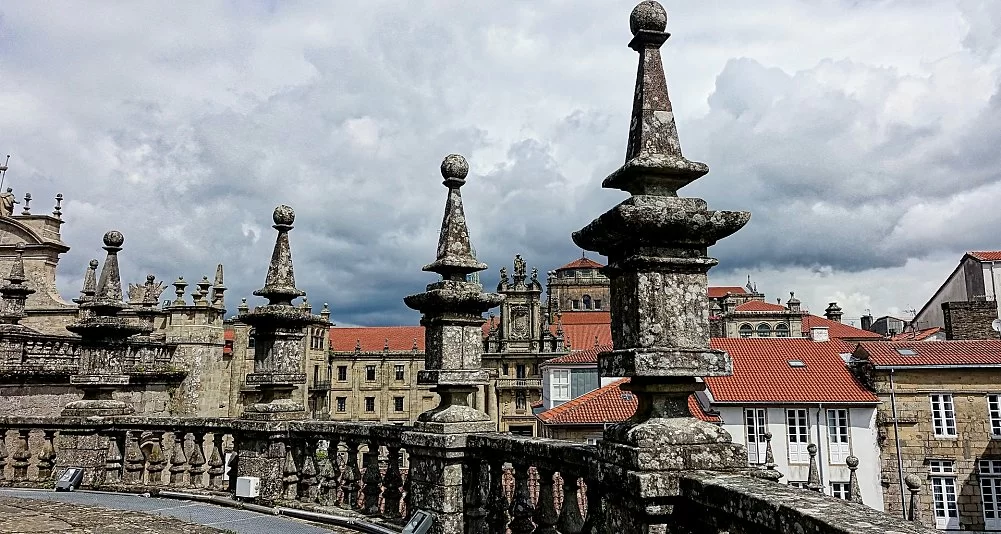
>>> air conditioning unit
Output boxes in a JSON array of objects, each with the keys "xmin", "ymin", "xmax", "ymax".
[{"xmin": 235, "ymin": 476, "xmax": 260, "ymax": 498}]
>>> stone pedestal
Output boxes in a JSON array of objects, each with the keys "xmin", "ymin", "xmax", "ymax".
[
  {"xmin": 54, "ymin": 428, "xmax": 111, "ymax": 488},
  {"xmin": 401, "ymin": 432, "xmax": 475, "ymax": 534}
]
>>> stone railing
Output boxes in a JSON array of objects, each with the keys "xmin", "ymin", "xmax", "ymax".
[{"xmin": 0, "ymin": 334, "xmax": 181, "ymax": 377}]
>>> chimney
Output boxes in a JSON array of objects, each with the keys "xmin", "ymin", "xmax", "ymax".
[
  {"xmin": 786, "ymin": 292, "xmax": 801, "ymax": 313},
  {"xmin": 942, "ymin": 300, "xmax": 998, "ymax": 340},
  {"xmin": 824, "ymin": 302, "xmax": 843, "ymax": 323},
  {"xmin": 860, "ymin": 313, "xmax": 873, "ymax": 331},
  {"xmin": 810, "ymin": 326, "xmax": 830, "ymax": 342}
]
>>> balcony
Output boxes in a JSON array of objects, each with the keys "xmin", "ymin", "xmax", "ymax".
[
  {"xmin": 308, "ymin": 380, "xmax": 331, "ymax": 392},
  {"xmin": 495, "ymin": 378, "xmax": 542, "ymax": 390}
]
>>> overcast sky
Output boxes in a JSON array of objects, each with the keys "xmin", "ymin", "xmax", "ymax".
[{"xmin": 1, "ymin": 0, "xmax": 999, "ymax": 327}]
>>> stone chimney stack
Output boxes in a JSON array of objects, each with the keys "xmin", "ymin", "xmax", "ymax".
[
  {"xmin": 942, "ymin": 299, "xmax": 998, "ymax": 340},
  {"xmin": 861, "ymin": 312, "xmax": 873, "ymax": 331},
  {"xmin": 824, "ymin": 302, "xmax": 843, "ymax": 323}
]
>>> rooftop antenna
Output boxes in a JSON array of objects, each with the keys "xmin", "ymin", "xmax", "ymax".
[{"xmin": 0, "ymin": 155, "xmax": 9, "ymax": 190}]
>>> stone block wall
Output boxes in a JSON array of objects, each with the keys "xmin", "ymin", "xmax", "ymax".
[{"xmin": 942, "ymin": 300, "xmax": 999, "ymax": 340}]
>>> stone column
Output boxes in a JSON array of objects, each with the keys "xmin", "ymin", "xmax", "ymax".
[
  {"xmin": 572, "ymin": 2, "xmax": 750, "ymax": 532},
  {"xmin": 63, "ymin": 231, "xmax": 147, "ymax": 417},
  {"xmin": 402, "ymin": 154, "xmax": 503, "ymax": 534}
]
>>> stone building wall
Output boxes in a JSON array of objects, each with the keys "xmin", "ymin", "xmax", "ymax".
[
  {"xmin": 943, "ymin": 300, "xmax": 999, "ymax": 340},
  {"xmin": 327, "ymin": 351, "xmax": 435, "ymax": 424}
]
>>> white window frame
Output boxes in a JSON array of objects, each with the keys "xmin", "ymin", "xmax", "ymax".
[
  {"xmin": 826, "ymin": 408, "xmax": 850, "ymax": 464},
  {"xmin": 930, "ymin": 394, "xmax": 957, "ymax": 438},
  {"xmin": 930, "ymin": 460, "xmax": 959, "ymax": 529},
  {"xmin": 552, "ymin": 369, "xmax": 571, "ymax": 401},
  {"xmin": 982, "ymin": 460, "xmax": 1001, "ymax": 530},
  {"xmin": 990, "ymin": 395, "xmax": 1001, "ymax": 438},
  {"xmin": 744, "ymin": 408, "xmax": 767, "ymax": 465},
  {"xmin": 830, "ymin": 482, "xmax": 850, "ymax": 500},
  {"xmin": 786, "ymin": 409, "xmax": 810, "ymax": 464}
]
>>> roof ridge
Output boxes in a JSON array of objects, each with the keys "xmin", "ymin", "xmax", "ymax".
[{"xmin": 537, "ymin": 378, "xmax": 630, "ymax": 422}]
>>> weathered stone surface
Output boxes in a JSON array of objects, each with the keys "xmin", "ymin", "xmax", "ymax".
[{"xmin": 0, "ymin": 496, "xmax": 226, "ymax": 534}]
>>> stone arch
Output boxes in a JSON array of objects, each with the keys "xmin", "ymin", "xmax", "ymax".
[
  {"xmin": 0, "ymin": 218, "xmax": 45, "ymax": 246},
  {"xmin": 756, "ymin": 323, "xmax": 772, "ymax": 337},
  {"xmin": 738, "ymin": 323, "xmax": 752, "ymax": 338}
]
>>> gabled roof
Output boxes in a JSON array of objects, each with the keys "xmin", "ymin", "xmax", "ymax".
[
  {"xmin": 708, "ymin": 286, "xmax": 748, "ymax": 298},
  {"xmin": 890, "ymin": 327, "xmax": 943, "ymax": 342},
  {"xmin": 969, "ymin": 251, "xmax": 1001, "ymax": 262},
  {"xmin": 854, "ymin": 340, "xmax": 1001, "ymax": 368},
  {"xmin": 706, "ymin": 338, "xmax": 878, "ymax": 404},
  {"xmin": 330, "ymin": 326, "xmax": 425, "ymax": 352},
  {"xmin": 541, "ymin": 345, "xmax": 611, "ymax": 366},
  {"xmin": 733, "ymin": 300, "xmax": 787, "ymax": 312},
  {"xmin": 801, "ymin": 315, "xmax": 882, "ymax": 340},
  {"xmin": 556, "ymin": 257, "xmax": 605, "ymax": 271},
  {"xmin": 536, "ymin": 378, "xmax": 719, "ymax": 425}
]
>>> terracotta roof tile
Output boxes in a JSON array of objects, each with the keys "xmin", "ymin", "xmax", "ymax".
[
  {"xmin": 556, "ymin": 257, "xmax": 605, "ymax": 270},
  {"xmin": 733, "ymin": 300, "xmax": 787, "ymax": 312},
  {"xmin": 708, "ymin": 286, "xmax": 748, "ymax": 298},
  {"xmin": 330, "ymin": 326, "xmax": 425, "ymax": 352},
  {"xmin": 801, "ymin": 315, "xmax": 882, "ymax": 340},
  {"xmin": 559, "ymin": 311, "xmax": 611, "ymax": 325},
  {"xmin": 555, "ymin": 323, "xmax": 612, "ymax": 349},
  {"xmin": 969, "ymin": 251, "xmax": 1001, "ymax": 262},
  {"xmin": 706, "ymin": 338, "xmax": 878, "ymax": 404},
  {"xmin": 537, "ymin": 378, "xmax": 716, "ymax": 425},
  {"xmin": 541, "ymin": 345, "xmax": 610, "ymax": 366},
  {"xmin": 890, "ymin": 327, "xmax": 943, "ymax": 341},
  {"xmin": 855, "ymin": 340, "xmax": 1001, "ymax": 367}
]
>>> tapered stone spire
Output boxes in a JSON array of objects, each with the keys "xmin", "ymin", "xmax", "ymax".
[
  {"xmin": 211, "ymin": 264, "xmax": 226, "ymax": 308},
  {"xmin": 239, "ymin": 205, "xmax": 311, "ymax": 420},
  {"xmin": 0, "ymin": 243, "xmax": 36, "ymax": 327},
  {"xmin": 571, "ymin": 2, "xmax": 751, "ymax": 529},
  {"xmin": 404, "ymin": 154, "xmax": 502, "ymax": 432},
  {"xmin": 74, "ymin": 259, "xmax": 99, "ymax": 305}
]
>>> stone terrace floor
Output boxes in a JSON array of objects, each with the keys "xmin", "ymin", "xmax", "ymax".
[{"xmin": 0, "ymin": 489, "xmax": 353, "ymax": 534}]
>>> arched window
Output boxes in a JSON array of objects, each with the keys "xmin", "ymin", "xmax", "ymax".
[
  {"xmin": 739, "ymin": 324, "xmax": 753, "ymax": 338},
  {"xmin": 757, "ymin": 323, "xmax": 772, "ymax": 337},
  {"xmin": 582, "ymin": 295, "xmax": 592, "ymax": 310},
  {"xmin": 775, "ymin": 323, "xmax": 790, "ymax": 337}
]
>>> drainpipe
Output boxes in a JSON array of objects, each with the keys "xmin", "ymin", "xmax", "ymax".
[
  {"xmin": 890, "ymin": 368, "xmax": 906, "ymax": 518},
  {"xmin": 815, "ymin": 403, "xmax": 826, "ymax": 493}
]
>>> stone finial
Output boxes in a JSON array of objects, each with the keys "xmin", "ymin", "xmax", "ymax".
[
  {"xmin": 825, "ymin": 301, "xmax": 843, "ymax": 323},
  {"xmin": 905, "ymin": 474, "xmax": 922, "ymax": 524},
  {"xmin": 750, "ymin": 430, "xmax": 783, "ymax": 483},
  {"xmin": 75, "ymin": 259, "xmax": 99, "ymax": 305},
  {"xmin": 194, "ymin": 276, "xmax": 211, "ymax": 305},
  {"xmin": 629, "ymin": 0, "xmax": 667, "ymax": 35},
  {"xmin": 172, "ymin": 277, "xmax": 187, "ymax": 306},
  {"xmin": 253, "ymin": 205, "xmax": 305, "ymax": 306},
  {"xmin": 211, "ymin": 264, "xmax": 226, "ymax": 308},
  {"xmin": 846, "ymin": 455, "xmax": 863, "ymax": 504},
  {"xmin": 0, "ymin": 243, "xmax": 35, "ymax": 324},
  {"xmin": 806, "ymin": 443, "xmax": 822, "ymax": 492},
  {"xmin": 498, "ymin": 266, "xmax": 509, "ymax": 291},
  {"xmin": 421, "ymin": 154, "xmax": 487, "ymax": 281},
  {"xmin": 21, "ymin": 192, "xmax": 30, "ymax": 215},
  {"xmin": 237, "ymin": 297, "xmax": 249, "ymax": 315},
  {"xmin": 354, "ymin": 339, "xmax": 361, "ymax": 353},
  {"xmin": 53, "ymin": 193, "xmax": 63, "ymax": 219},
  {"xmin": 412, "ymin": 338, "xmax": 419, "ymax": 351},
  {"xmin": 320, "ymin": 302, "xmax": 331, "ymax": 322},
  {"xmin": 93, "ymin": 231, "xmax": 126, "ymax": 308},
  {"xmin": 383, "ymin": 338, "xmax": 390, "ymax": 352}
]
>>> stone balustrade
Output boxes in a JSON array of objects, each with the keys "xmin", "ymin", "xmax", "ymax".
[{"xmin": 0, "ymin": 334, "xmax": 180, "ymax": 376}]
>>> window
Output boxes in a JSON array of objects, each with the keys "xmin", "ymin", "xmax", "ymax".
[
  {"xmin": 990, "ymin": 395, "xmax": 1001, "ymax": 437},
  {"xmin": 395, "ymin": 364, "xmax": 405, "ymax": 381},
  {"xmin": 310, "ymin": 328, "xmax": 324, "ymax": 350},
  {"xmin": 313, "ymin": 365, "xmax": 320, "ymax": 383},
  {"xmin": 931, "ymin": 394, "xmax": 957, "ymax": 437},
  {"xmin": 745, "ymin": 408, "xmax": 767, "ymax": 465},
  {"xmin": 593, "ymin": 300, "xmax": 602, "ymax": 310},
  {"xmin": 582, "ymin": 295, "xmax": 592, "ymax": 309},
  {"xmin": 787, "ymin": 481, "xmax": 809, "ymax": 489},
  {"xmin": 364, "ymin": 397, "xmax": 375, "ymax": 412},
  {"xmin": 516, "ymin": 364, "xmax": 526, "ymax": 379},
  {"xmin": 248, "ymin": 335, "xmax": 256, "ymax": 349},
  {"xmin": 827, "ymin": 409, "xmax": 850, "ymax": 464},
  {"xmin": 739, "ymin": 324, "xmax": 753, "ymax": 338},
  {"xmin": 571, "ymin": 299, "xmax": 580, "ymax": 310},
  {"xmin": 931, "ymin": 460, "xmax": 959, "ymax": 529},
  {"xmin": 336, "ymin": 397, "xmax": 346, "ymax": 412},
  {"xmin": 756, "ymin": 323, "xmax": 771, "ymax": 337},
  {"xmin": 981, "ymin": 460, "xmax": 1001, "ymax": 530},
  {"xmin": 786, "ymin": 409, "xmax": 810, "ymax": 463},
  {"xmin": 394, "ymin": 396, "xmax": 404, "ymax": 412},
  {"xmin": 515, "ymin": 392, "xmax": 527, "ymax": 411},
  {"xmin": 830, "ymin": 482, "xmax": 850, "ymax": 500},
  {"xmin": 552, "ymin": 369, "xmax": 571, "ymax": 401},
  {"xmin": 775, "ymin": 323, "xmax": 790, "ymax": 337},
  {"xmin": 585, "ymin": 438, "xmax": 600, "ymax": 446},
  {"xmin": 366, "ymin": 365, "xmax": 377, "ymax": 381},
  {"xmin": 337, "ymin": 365, "xmax": 347, "ymax": 381}
]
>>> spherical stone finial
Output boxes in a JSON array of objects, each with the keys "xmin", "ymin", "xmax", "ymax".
[
  {"xmin": 846, "ymin": 455, "xmax": 859, "ymax": 469},
  {"xmin": 103, "ymin": 230, "xmax": 124, "ymax": 248},
  {"xmin": 273, "ymin": 204, "xmax": 295, "ymax": 226},
  {"xmin": 89, "ymin": 259, "xmax": 99, "ymax": 269},
  {"xmin": 146, "ymin": 274, "xmax": 155, "ymax": 283},
  {"xmin": 904, "ymin": 474, "xmax": 922, "ymax": 490},
  {"xmin": 440, "ymin": 154, "xmax": 469, "ymax": 181},
  {"xmin": 14, "ymin": 242, "xmax": 25, "ymax": 252},
  {"xmin": 807, "ymin": 443, "xmax": 817, "ymax": 454},
  {"xmin": 630, "ymin": 1, "xmax": 667, "ymax": 35}
]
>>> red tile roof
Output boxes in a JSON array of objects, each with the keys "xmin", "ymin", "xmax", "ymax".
[
  {"xmin": 733, "ymin": 300, "xmax": 787, "ymax": 312},
  {"xmin": 556, "ymin": 323, "xmax": 612, "ymax": 349},
  {"xmin": 330, "ymin": 326, "xmax": 425, "ymax": 352},
  {"xmin": 801, "ymin": 315, "xmax": 882, "ymax": 340},
  {"xmin": 537, "ymin": 378, "xmax": 716, "ymax": 425},
  {"xmin": 559, "ymin": 311, "xmax": 611, "ymax": 325},
  {"xmin": 708, "ymin": 286, "xmax": 748, "ymax": 298},
  {"xmin": 890, "ymin": 327, "xmax": 943, "ymax": 342},
  {"xmin": 969, "ymin": 251, "xmax": 1001, "ymax": 262},
  {"xmin": 854, "ymin": 340, "xmax": 1001, "ymax": 368},
  {"xmin": 556, "ymin": 257, "xmax": 604, "ymax": 270},
  {"xmin": 541, "ymin": 345, "xmax": 611, "ymax": 366},
  {"xmin": 706, "ymin": 338, "xmax": 877, "ymax": 404}
]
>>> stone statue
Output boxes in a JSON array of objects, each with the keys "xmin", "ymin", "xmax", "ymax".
[
  {"xmin": 531, "ymin": 267, "xmax": 539, "ymax": 285},
  {"xmin": 1, "ymin": 188, "xmax": 19, "ymax": 217},
  {"xmin": 499, "ymin": 266, "xmax": 508, "ymax": 286},
  {"xmin": 513, "ymin": 254, "xmax": 526, "ymax": 280}
]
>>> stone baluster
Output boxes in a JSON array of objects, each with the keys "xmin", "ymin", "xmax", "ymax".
[
  {"xmin": 508, "ymin": 463, "xmax": 535, "ymax": 534},
  {"xmin": 846, "ymin": 455, "xmax": 862, "ymax": 504},
  {"xmin": 533, "ymin": 467, "xmax": 559, "ymax": 534},
  {"xmin": 53, "ymin": 193, "xmax": 62, "ymax": 219},
  {"xmin": 486, "ymin": 460, "xmax": 510, "ymax": 534},
  {"xmin": 281, "ymin": 440, "xmax": 300, "ymax": 501},
  {"xmin": 299, "ymin": 436, "xmax": 320, "ymax": 503},
  {"xmin": 382, "ymin": 445, "xmax": 405, "ymax": 520},
  {"xmin": 581, "ymin": 480, "xmax": 604, "ymax": 534},
  {"xmin": 123, "ymin": 431, "xmax": 145, "ymax": 485},
  {"xmin": 11, "ymin": 429, "xmax": 30, "ymax": 482},
  {"xmin": 36, "ymin": 430, "xmax": 57, "ymax": 481},
  {"xmin": 226, "ymin": 438, "xmax": 238, "ymax": 493},
  {"xmin": 806, "ymin": 443, "xmax": 822, "ymax": 492},
  {"xmin": 557, "ymin": 475, "xmax": 585, "ymax": 534},
  {"xmin": 341, "ymin": 439, "xmax": 362, "ymax": 509},
  {"xmin": 318, "ymin": 436, "xmax": 341, "ymax": 506},
  {"xmin": 104, "ymin": 431, "xmax": 124, "ymax": 485},
  {"xmin": 362, "ymin": 441, "xmax": 384, "ymax": 515},
  {"xmin": 0, "ymin": 428, "xmax": 7, "ymax": 482},
  {"xmin": 463, "ymin": 459, "xmax": 489, "ymax": 534},
  {"xmin": 188, "ymin": 432, "xmax": 208, "ymax": 488},
  {"xmin": 21, "ymin": 192, "xmax": 30, "ymax": 215},
  {"xmin": 169, "ymin": 432, "xmax": 188, "ymax": 486},
  {"xmin": 905, "ymin": 474, "xmax": 922, "ymax": 525},
  {"xmin": 146, "ymin": 431, "xmax": 167, "ymax": 485},
  {"xmin": 207, "ymin": 433, "xmax": 226, "ymax": 490}
]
